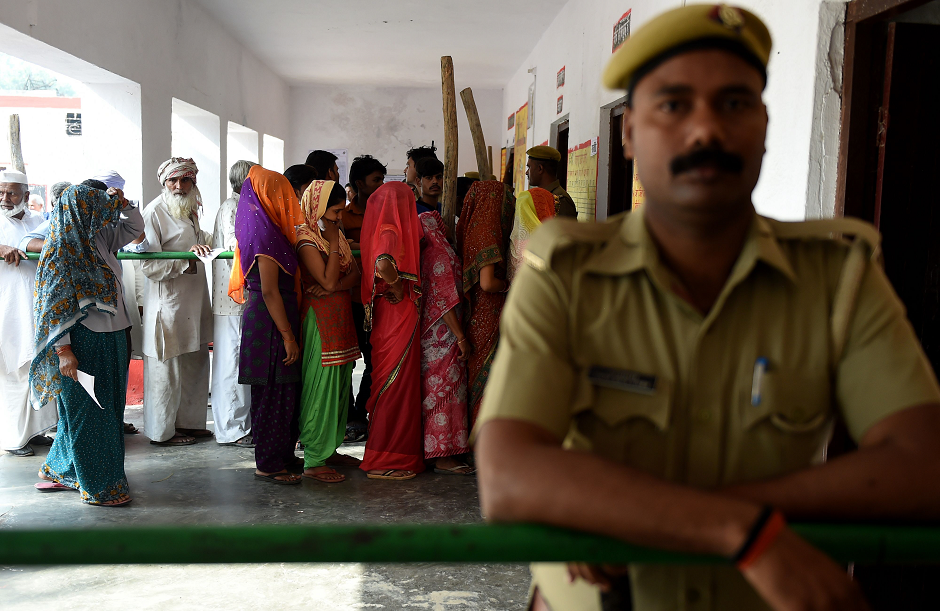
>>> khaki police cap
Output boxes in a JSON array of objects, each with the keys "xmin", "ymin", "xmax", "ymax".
[
  {"xmin": 602, "ymin": 4, "xmax": 773, "ymax": 90},
  {"xmin": 464, "ymin": 171, "xmax": 481, "ymax": 179},
  {"xmin": 526, "ymin": 146, "xmax": 562, "ymax": 163}
]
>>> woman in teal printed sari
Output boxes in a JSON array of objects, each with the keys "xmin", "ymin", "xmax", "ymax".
[{"xmin": 29, "ymin": 184, "xmax": 131, "ymax": 506}]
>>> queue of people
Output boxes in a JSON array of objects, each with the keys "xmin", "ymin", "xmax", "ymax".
[{"xmin": 0, "ymin": 142, "xmax": 563, "ymax": 500}]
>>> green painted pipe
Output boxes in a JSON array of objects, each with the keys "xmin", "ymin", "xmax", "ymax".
[
  {"xmin": 23, "ymin": 250, "xmax": 362, "ymax": 261},
  {"xmin": 2, "ymin": 523, "xmax": 940, "ymax": 566}
]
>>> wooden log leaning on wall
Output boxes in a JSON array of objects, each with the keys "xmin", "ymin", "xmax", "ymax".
[
  {"xmin": 9, "ymin": 114, "xmax": 26, "ymax": 173},
  {"xmin": 441, "ymin": 57, "xmax": 459, "ymax": 240},
  {"xmin": 459, "ymin": 87, "xmax": 491, "ymax": 183}
]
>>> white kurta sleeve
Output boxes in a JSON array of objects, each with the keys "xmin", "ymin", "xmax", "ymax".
[{"xmin": 140, "ymin": 210, "xmax": 188, "ymax": 281}]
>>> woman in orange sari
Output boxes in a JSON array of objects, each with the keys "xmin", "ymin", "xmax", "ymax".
[
  {"xmin": 359, "ymin": 182, "xmax": 425, "ymax": 480},
  {"xmin": 456, "ymin": 181, "xmax": 515, "ymax": 428}
]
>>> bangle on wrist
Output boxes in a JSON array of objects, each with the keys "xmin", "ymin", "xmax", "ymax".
[
  {"xmin": 733, "ymin": 506, "xmax": 787, "ymax": 570},
  {"xmin": 283, "ymin": 336, "xmax": 297, "ymax": 344},
  {"xmin": 55, "ymin": 345, "xmax": 73, "ymax": 356}
]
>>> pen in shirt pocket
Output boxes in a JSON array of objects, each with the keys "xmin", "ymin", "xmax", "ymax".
[{"xmin": 751, "ymin": 357, "xmax": 768, "ymax": 406}]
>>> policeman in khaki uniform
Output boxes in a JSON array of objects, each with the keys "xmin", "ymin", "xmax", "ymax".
[
  {"xmin": 475, "ymin": 5, "xmax": 940, "ymax": 611},
  {"xmin": 526, "ymin": 146, "xmax": 578, "ymax": 218}
]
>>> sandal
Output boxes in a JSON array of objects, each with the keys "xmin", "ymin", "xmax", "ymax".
[
  {"xmin": 303, "ymin": 467, "xmax": 346, "ymax": 483},
  {"xmin": 123, "ymin": 422, "xmax": 139, "ymax": 435},
  {"xmin": 325, "ymin": 452, "xmax": 362, "ymax": 467},
  {"xmin": 176, "ymin": 428, "xmax": 213, "ymax": 438},
  {"xmin": 87, "ymin": 495, "xmax": 133, "ymax": 507},
  {"xmin": 150, "ymin": 434, "xmax": 196, "ymax": 446},
  {"xmin": 433, "ymin": 464, "xmax": 476, "ymax": 476},
  {"xmin": 35, "ymin": 482, "xmax": 76, "ymax": 492},
  {"xmin": 254, "ymin": 471, "xmax": 302, "ymax": 485},
  {"xmin": 343, "ymin": 423, "xmax": 368, "ymax": 443},
  {"xmin": 219, "ymin": 435, "xmax": 255, "ymax": 448},
  {"xmin": 366, "ymin": 469, "xmax": 417, "ymax": 481}
]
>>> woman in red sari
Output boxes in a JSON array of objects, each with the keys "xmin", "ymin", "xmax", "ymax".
[
  {"xmin": 456, "ymin": 181, "xmax": 516, "ymax": 428},
  {"xmin": 360, "ymin": 182, "xmax": 425, "ymax": 480}
]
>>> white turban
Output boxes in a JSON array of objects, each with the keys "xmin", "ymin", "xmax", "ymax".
[
  {"xmin": 0, "ymin": 169, "xmax": 28, "ymax": 185},
  {"xmin": 91, "ymin": 170, "xmax": 125, "ymax": 191},
  {"xmin": 157, "ymin": 158, "xmax": 198, "ymax": 185}
]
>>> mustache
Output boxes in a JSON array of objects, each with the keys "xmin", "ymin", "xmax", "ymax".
[{"xmin": 670, "ymin": 147, "xmax": 744, "ymax": 176}]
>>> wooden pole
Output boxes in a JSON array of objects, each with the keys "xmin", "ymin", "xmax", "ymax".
[
  {"xmin": 488, "ymin": 146, "xmax": 494, "ymax": 179},
  {"xmin": 9, "ymin": 114, "xmax": 26, "ymax": 173},
  {"xmin": 441, "ymin": 57, "xmax": 458, "ymax": 240},
  {"xmin": 459, "ymin": 87, "xmax": 490, "ymax": 181}
]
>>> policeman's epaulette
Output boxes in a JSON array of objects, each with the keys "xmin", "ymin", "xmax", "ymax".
[
  {"xmin": 525, "ymin": 216, "xmax": 621, "ymax": 270},
  {"xmin": 763, "ymin": 216, "xmax": 881, "ymax": 254}
]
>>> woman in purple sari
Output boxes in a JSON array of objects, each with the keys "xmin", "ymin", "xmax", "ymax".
[{"xmin": 229, "ymin": 166, "xmax": 306, "ymax": 485}]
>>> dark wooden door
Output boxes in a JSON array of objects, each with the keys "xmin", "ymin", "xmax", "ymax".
[
  {"xmin": 557, "ymin": 122, "xmax": 570, "ymax": 189},
  {"xmin": 607, "ymin": 108, "xmax": 633, "ymax": 217},
  {"xmin": 876, "ymin": 22, "xmax": 940, "ymax": 372}
]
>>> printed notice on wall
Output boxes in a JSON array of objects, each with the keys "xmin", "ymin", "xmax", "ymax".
[
  {"xmin": 612, "ymin": 9, "xmax": 632, "ymax": 53},
  {"xmin": 632, "ymin": 161, "xmax": 645, "ymax": 209},
  {"xmin": 513, "ymin": 104, "xmax": 529, "ymax": 195},
  {"xmin": 566, "ymin": 140, "xmax": 599, "ymax": 220}
]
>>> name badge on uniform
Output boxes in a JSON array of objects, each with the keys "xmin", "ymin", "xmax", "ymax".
[{"xmin": 588, "ymin": 366, "xmax": 657, "ymax": 395}]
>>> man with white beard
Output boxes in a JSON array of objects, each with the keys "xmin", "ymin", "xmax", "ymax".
[
  {"xmin": 141, "ymin": 158, "xmax": 213, "ymax": 446},
  {"xmin": 0, "ymin": 170, "xmax": 57, "ymax": 456},
  {"xmin": 211, "ymin": 160, "xmax": 254, "ymax": 447}
]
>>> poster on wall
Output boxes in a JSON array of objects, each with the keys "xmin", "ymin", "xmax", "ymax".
[
  {"xmin": 631, "ymin": 161, "xmax": 645, "ymax": 209},
  {"xmin": 513, "ymin": 103, "xmax": 528, "ymax": 195},
  {"xmin": 308, "ymin": 148, "xmax": 349, "ymax": 187},
  {"xmin": 500, "ymin": 148, "xmax": 507, "ymax": 183},
  {"xmin": 566, "ymin": 139, "xmax": 599, "ymax": 220},
  {"xmin": 507, "ymin": 113, "xmax": 515, "ymax": 130},
  {"xmin": 557, "ymin": 96, "xmax": 564, "ymax": 115},
  {"xmin": 557, "ymin": 66, "xmax": 566, "ymax": 88},
  {"xmin": 612, "ymin": 9, "xmax": 632, "ymax": 53}
]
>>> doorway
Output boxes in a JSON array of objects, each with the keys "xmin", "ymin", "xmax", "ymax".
[
  {"xmin": 607, "ymin": 103, "xmax": 632, "ymax": 217},
  {"xmin": 549, "ymin": 114, "xmax": 570, "ymax": 189}
]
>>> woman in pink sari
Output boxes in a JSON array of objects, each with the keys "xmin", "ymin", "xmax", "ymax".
[
  {"xmin": 418, "ymin": 211, "xmax": 472, "ymax": 474},
  {"xmin": 360, "ymin": 182, "xmax": 425, "ymax": 480}
]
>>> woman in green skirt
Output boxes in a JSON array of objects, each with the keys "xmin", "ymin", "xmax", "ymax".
[{"xmin": 295, "ymin": 180, "xmax": 362, "ymax": 482}]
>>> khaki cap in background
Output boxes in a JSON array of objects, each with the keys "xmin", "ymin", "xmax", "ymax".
[{"xmin": 526, "ymin": 146, "xmax": 562, "ymax": 162}]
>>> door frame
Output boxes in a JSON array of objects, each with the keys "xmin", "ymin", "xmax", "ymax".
[
  {"xmin": 596, "ymin": 95, "xmax": 629, "ymax": 221},
  {"xmin": 835, "ymin": 0, "xmax": 932, "ymax": 218}
]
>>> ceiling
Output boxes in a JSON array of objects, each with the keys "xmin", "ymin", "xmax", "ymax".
[{"xmin": 194, "ymin": 0, "xmax": 569, "ymax": 88}]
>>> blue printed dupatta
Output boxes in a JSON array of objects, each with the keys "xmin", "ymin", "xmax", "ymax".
[{"xmin": 29, "ymin": 185, "xmax": 123, "ymax": 409}]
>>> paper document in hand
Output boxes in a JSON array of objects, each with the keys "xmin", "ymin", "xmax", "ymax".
[
  {"xmin": 196, "ymin": 248, "xmax": 225, "ymax": 265},
  {"xmin": 77, "ymin": 371, "xmax": 103, "ymax": 409}
]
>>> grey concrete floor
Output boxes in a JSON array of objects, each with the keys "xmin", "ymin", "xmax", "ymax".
[{"xmin": 0, "ymin": 362, "xmax": 529, "ymax": 610}]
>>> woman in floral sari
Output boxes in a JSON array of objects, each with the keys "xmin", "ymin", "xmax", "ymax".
[
  {"xmin": 360, "ymin": 182, "xmax": 425, "ymax": 480},
  {"xmin": 419, "ymin": 211, "xmax": 472, "ymax": 474},
  {"xmin": 30, "ymin": 185, "xmax": 130, "ymax": 505},
  {"xmin": 229, "ymin": 166, "xmax": 305, "ymax": 485},
  {"xmin": 507, "ymin": 187, "xmax": 557, "ymax": 282},
  {"xmin": 295, "ymin": 180, "xmax": 361, "ymax": 483},
  {"xmin": 455, "ymin": 181, "xmax": 515, "ymax": 428}
]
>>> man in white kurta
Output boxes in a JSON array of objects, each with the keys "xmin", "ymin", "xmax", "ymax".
[
  {"xmin": 0, "ymin": 170, "xmax": 57, "ymax": 456},
  {"xmin": 211, "ymin": 161, "xmax": 254, "ymax": 447},
  {"xmin": 141, "ymin": 158, "xmax": 213, "ymax": 446}
]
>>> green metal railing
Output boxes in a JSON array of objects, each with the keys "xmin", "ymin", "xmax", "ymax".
[{"xmin": 3, "ymin": 523, "xmax": 940, "ymax": 566}]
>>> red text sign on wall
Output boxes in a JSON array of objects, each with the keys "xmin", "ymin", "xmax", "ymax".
[{"xmin": 612, "ymin": 9, "xmax": 632, "ymax": 53}]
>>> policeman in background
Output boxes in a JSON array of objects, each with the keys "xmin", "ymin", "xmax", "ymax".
[
  {"xmin": 526, "ymin": 145, "xmax": 578, "ymax": 218},
  {"xmin": 475, "ymin": 4, "xmax": 940, "ymax": 611}
]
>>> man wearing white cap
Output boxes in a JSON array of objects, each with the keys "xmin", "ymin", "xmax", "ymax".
[
  {"xmin": 140, "ymin": 158, "xmax": 213, "ymax": 446},
  {"xmin": 0, "ymin": 170, "xmax": 57, "ymax": 456}
]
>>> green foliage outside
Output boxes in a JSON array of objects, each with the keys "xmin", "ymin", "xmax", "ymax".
[{"xmin": 0, "ymin": 52, "xmax": 79, "ymax": 97}]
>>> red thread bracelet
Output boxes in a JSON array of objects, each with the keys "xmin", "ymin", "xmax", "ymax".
[{"xmin": 736, "ymin": 510, "xmax": 786, "ymax": 570}]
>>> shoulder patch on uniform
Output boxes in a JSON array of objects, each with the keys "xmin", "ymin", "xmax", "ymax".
[
  {"xmin": 765, "ymin": 217, "xmax": 881, "ymax": 250},
  {"xmin": 526, "ymin": 216, "xmax": 623, "ymax": 269}
]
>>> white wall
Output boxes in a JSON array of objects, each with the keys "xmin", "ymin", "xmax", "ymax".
[
  {"xmin": 0, "ymin": 0, "xmax": 290, "ymax": 207},
  {"xmin": 287, "ymin": 84, "xmax": 503, "ymax": 180},
  {"xmin": 501, "ymin": 0, "xmax": 849, "ymax": 221}
]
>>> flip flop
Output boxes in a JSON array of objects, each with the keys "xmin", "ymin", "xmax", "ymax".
[
  {"xmin": 34, "ymin": 482, "xmax": 76, "ymax": 492},
  {"xmin": 325, "ymin": 452, "xmax": 362, "ymax": 467},
  {"xmin": 366, "ymin": 470, "xmax": 417, "ymax": 481},
  {"xmin": 254, "ymin": 472, "xmax": 302, "ymax": 485},
  {"xmin": 219, "ymin": 435, "xmax": 255, "ymax": 448},
  {"xmin": 303, "ymin": 467, "xmax": 346, "ymax": 483},
  {"xmin": 87, "ymin": 497, "xmax": 133, "ymax": 507},
  {"xmin": 150, "ymin": 434, "xmax": 196, "ymax": 446},
  {"xmin": 433, "ymin": 464, "xmax": 476, "ymax": 476},
  {"xmin": 177, "ymin": 429, "xmax": 213, "ymax": 438},
  {"xmin": 123, "ymin": 423, "xmax": 139, "ymax": 435}
]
